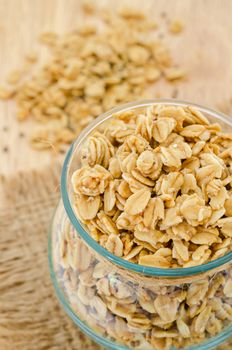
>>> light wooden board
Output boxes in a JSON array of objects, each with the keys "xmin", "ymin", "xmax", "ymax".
[{"xmin": 1, "ymin": 0, "xmax": 232, "ymax": 176}]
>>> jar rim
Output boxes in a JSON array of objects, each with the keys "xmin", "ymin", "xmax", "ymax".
[{"xmin": 61, "ymin": 98, "xmax": 232, "ymax": 277}]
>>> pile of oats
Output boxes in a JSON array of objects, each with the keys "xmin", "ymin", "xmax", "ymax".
[
  {"xmin": 71, "ymin": 104, "xmax": 232, "ymax": 268},
  {"xmin": 58, "ymin": 221, "xmax": 232, "ymax": 350},
  {"xmin": 0, "ymin": 5, "xmax": 185, "ymax": 152}
]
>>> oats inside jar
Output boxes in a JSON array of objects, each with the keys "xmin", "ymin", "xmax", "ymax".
[{"xmin": 71, "ymin": 104, "xmax": 232, "ymax": 268}]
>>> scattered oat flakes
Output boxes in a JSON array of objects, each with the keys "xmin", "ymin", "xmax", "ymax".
[
  {"xmin": 81, "ymin": 0, "xmax": 96, "ymax": 13},
  {"xmin": 6, "ymin": 69, "xmax": 22, "ymax": 84},
  {"xmin": 169, "ymin": 20, "xmax": 184, "ymax": 34},
  {"xmin": 0, "ymin": 6, "xmax": 186, "ymax": 152},
  {"xmin": 25, "ymin": 52, "xmax": 38, "ymax": 63},
  {"xmin": 164, "ymin": 67, "xmax": 186, "ymax": 81},
  {"xmin": 0, "ymin": 86, "xmax": 14, "ymax": 99}
]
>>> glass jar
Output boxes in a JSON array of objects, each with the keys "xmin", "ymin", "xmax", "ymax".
[{"xmin": 49, "ymin": 99, "xmax": 232, "ymax": 350}]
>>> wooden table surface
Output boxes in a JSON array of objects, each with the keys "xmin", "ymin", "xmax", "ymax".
[{"xmin": 1, "ymin": 0, "xmax": 232, "ymax": 177}]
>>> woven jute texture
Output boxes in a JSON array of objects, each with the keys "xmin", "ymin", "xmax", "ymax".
[{"xmin": 0, "ymin": 164, "xmax": 101, "ymax": 350}]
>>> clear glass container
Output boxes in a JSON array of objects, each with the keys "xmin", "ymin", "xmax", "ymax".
[{"xmin": 49, "ymin": 99, "xmax": 232, "ymax": 350}]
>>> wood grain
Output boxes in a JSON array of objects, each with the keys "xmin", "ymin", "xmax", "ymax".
[{"xmin": 1, "ymin": 0, "xmax": 232, "ymax": 176}]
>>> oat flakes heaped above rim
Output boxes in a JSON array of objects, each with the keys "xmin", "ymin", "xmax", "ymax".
[{"xmin": 61, "ymin": 100, "xmax": 232, "ymax": 275}]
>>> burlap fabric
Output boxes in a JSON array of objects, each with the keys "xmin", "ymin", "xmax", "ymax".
[
  {"xmin": 0, "ymin": 164, "xmax": 231, "ymax": 350},
  {"xmin": 0, "ymin": 164, "xmax": 101, "ymax": 350}
]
